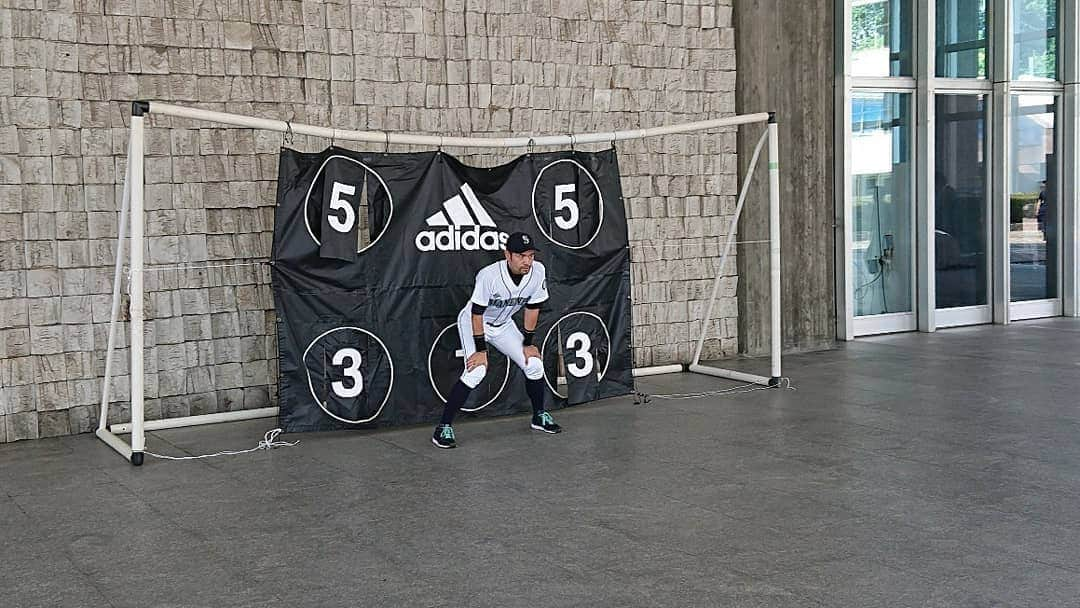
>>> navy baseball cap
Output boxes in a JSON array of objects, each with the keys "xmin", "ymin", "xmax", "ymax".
[{"xmin": 505, "ymin": 231, "xmax": 539, "ymax": 253}]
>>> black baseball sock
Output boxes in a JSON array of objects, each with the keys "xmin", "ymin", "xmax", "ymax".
[
  {"xmin": 439, "ymin": 380, "xmax": 472, "ymax": 425},
  {"xmin": 526, "ymin": 378, "xmax": 546, "ymax": 416}
]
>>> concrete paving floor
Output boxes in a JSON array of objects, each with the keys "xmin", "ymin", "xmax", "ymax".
[{"xmin": 2, "ymin": 318, "xmax": 1080, "ymax": 607}]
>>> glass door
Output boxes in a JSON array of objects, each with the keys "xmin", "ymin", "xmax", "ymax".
[
  {"xmin": 1008, "ymin": 94, "xmax": 1062, "ymax": 319},
  {"xmin": 1003, "ymin": 0, "xmax": 1063, "ymax": 321},
  {"xmin": 934, "ymin": 93, "xmax": 992, "ymax": 326},
  {"xmin": 850, "ymin": 92, "xmax": 918, "ymax": 335},
  {"xmin": 838, "ymin": 0, "xmax": 1075, "ymax": 338}
]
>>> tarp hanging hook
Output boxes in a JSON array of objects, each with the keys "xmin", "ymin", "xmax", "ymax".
[{"xmin": 282, "ymin": 121, "xmax": 293, "ymax": 147}]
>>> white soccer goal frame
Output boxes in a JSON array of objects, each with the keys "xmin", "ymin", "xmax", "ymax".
[{"xmin": 97, "ymin": 101, "xmax": 781, "ymax": 465}]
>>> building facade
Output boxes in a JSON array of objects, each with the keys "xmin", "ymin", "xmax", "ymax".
[
  {"xmin": 0, "ymin": 0, "xmax": 740, "ymax": 442},
  {"xmin": 735, "ymin": 0, "xmax": 1078, "ymax": 352},
  {"xmin": 1, "ymin": 0, "xmax": 1075, "ymax": 443}
]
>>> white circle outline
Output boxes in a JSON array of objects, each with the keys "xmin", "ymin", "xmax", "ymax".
[
  {"xmin": 530, "ymin": 159, "xmax": 605, "ymax": 250},
  {"xmin": 539, "ymin": 311, "xmax": 612, "ymax": 399},
  {"xmin": 301, "ymin": 326, "xmax": 395, "ymax": 424},
  {"xmin": 302, "ymin": 155, "xmax": 394, "ymax": 253},
  {"xmin": 426, "ymin": 323, "xmax": 510, "ymax": 413}
]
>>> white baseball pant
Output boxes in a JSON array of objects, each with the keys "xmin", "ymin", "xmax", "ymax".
[{"xmin": 456, "ymin": 306, "xmax": 544, "ymax": 388}]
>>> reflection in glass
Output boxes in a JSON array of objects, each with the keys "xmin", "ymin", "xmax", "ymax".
[
  {"xmin": 850, "ymin": 0, "xmax": 912, "ymax": 77},
  {"xmin": 1009, "ymin": 95, "xmax": 1058, "ymax": 301},
  {"xmin": 936, "ymin": 0, "xmax": 987, "ymax": 78},
  {"xmin": 1013, "ymin": 0, "xmax": 1058, "ymax": 80},
  {"xmin": 935, "ymin": 95, "xmax": 988, "ymax": 308},
  {"xmin": 851, "ymin": 93, "xmax": 913, "ymax": 316}
]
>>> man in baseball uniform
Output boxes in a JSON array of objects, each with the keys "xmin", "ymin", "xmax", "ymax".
[{"xmin": 433, "ymin": 231, "xmax": 562, "ymax": 448}]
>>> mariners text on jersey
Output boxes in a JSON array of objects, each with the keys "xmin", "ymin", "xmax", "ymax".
[{"xmin": 488, "ymin": 296, "xmax": 530, "ymax": 309}]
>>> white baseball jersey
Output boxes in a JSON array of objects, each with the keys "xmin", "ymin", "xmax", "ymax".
[{"xmin": 465, "ymin": 260, "xmax": 549, "ymax": 328}]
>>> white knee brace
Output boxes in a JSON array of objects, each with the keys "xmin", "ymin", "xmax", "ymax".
[
  {"xmin": 524, "ymin": 357, "xmax": 544, "ymax": 381},
  {"xmin": 461, "ymin": 364, "xmax": 487, "ymax": 389}
]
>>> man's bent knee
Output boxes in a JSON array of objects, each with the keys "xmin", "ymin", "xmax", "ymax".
[
  {"xmin": 524, "ymin": 357, "xmax": 544, "ymax": 381},
  {"xmin": 461, "ymin": 365, "xmax": 487, "ymax": 388}
]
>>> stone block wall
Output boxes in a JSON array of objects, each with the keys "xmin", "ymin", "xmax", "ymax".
[{"xmin": 0, "ymin": 0, "xmax": 739, "ymax": 442}]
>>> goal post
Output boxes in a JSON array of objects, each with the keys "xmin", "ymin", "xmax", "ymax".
[
  {"xmin": 688, "ymin": 114, "xmax": 782, "ymax": 386},
  {"xmin": 97, "ymin": 101, "xmax": 782, "ymax": 465}
]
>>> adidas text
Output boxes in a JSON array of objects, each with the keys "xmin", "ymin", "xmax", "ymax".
[{"xmin": 415, "ymin": 226, "xmax": 509, "ymax": 252}]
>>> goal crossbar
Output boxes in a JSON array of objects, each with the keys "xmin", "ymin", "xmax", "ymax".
[
  {"xmin": 138, "ymin": 101, "xmax": 770, "ymax": 148},
  {"xmin": 97, "ymin": 101, "xmax": 782, "ymax": 465}
]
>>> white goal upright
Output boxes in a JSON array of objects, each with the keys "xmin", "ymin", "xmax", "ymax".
[{"xmin": 97, "ymin": 101, "xmax": 782, "ymax": 465}]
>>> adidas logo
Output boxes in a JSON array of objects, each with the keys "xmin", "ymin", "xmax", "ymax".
[{"xmin": 415, "ymin": 183, "xmax": 509, "ymax": 252}]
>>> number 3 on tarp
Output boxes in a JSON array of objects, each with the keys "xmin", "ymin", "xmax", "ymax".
[
  {"xmin": 331, "ymin": 347, "xmax": 364, "ymax": 397},
  {"xmin": 565, "ymin": 331, "xmax": 594, "ymax": 378},
  {"xmin": 327, "ymin": 181, "xmax": 356, "ymax": 233}
]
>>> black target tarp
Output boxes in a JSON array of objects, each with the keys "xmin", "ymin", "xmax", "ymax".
[{"xmin": 271, "ymin": 147, "xmax": 634, "ymax": 432}]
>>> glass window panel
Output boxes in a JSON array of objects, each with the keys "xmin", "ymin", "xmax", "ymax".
[
  {"xmin": 936, "ymin": 0, "xmax": 988, "ymax": 78},
  {"xmin": 850, "ymin": 0, "xmax": 913, "ymax": 77},
  {"xmin": 1009, "ymin": 95, "xmax": 1058, "ymax": 301},
  {"xmin": 851, "ymin": 92, "xmax": 914, "ymax": 316},
  {"xmin": 1012, "ymin": 0, "xmax": 1058, "ymax": 80},
  {"xmin": 935, "ymin": 95, "xmax": 988, "ymax": 309}
]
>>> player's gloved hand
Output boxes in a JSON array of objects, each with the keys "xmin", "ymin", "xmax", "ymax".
[
  {"xmin": 523, "ymin": 345, "xmax": 540, "ymax": 361},
  {"xmin": 466, "ymin": 351, "xmax": 487, "ymax": 371}
]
